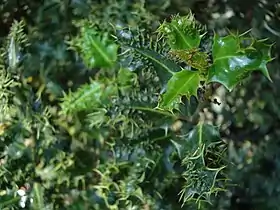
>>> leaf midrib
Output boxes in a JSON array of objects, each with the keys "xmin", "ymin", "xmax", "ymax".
[
  {"xmin": 165, "ymin": 72, "xmax": 197, "ymax": 105},
  {"xmin": 87, "ymin": 33, "xmax": 113, "ymax": 66},
  {"xmin": 135, "ymin": 48, "xmax": 175, "ymax": 74},
  {"xmin": 170, "ymin": 24, "xmax": 193, "ymax": 49},
  {"xmin": 70, "ymin": 82, "xmax": 103, "ymax": 110}
]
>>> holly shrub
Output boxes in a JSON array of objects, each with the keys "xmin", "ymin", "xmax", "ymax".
[{"xmin": 0, "ymin": 0, "xmax": 277, "ymax": 210}]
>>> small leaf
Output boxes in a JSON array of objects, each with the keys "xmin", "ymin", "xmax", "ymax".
[
  {"xmin": 31, "ymin": 183, "xmax": 45, "ymax": 210},
  {"xmin": 8, "ymin": 37, "xmax": 20, "ymax": 70},
  {"xmin": 158, "ymin": 70, "xmax": 200, "ymax": 111},
  {"xmin": 158, "ymin": 13, "xmax": 205, "ymax": 50},
  {"xmin": 171, "ymin": 139, "xmax": 184, "ymax": 159},
  {"xmin": 68, "ymin": 23, "xmax": 119, "ymax": 68},
  {"xmin": 60, "ymin": 80, "xmax": 117, "ymax": 114},
  {"xmin": 134, "ymin": 48, "xmax": 181, "ymax": 84},
  {"xmin": 36, "ymin": 165, "xmax": 57, "ymax": 181},
  {"xmin": 86, "ymin": 108, "xmax": 109, "ymax": 128},
  {"xmin": 132, "ymin": 187, "xmax": 145, "ymax": 203},
  {"xmin": 207, "ymin": 33, "xmax": 273, "ymax": 91}
]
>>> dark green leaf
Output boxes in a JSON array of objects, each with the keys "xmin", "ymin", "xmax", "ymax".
[
  {"xmin": 180, "ymin": 158, "xmax": 225, "ymax": 204},
  {"xmin": 7, "ymin": 142, "xmax": 26, "ymax": 160},
  {"xmin": 178, "ymin": 123, "xmax": 225, "ymax": 204},
  {"xmin": 183, "ymin": 123, "xmax": 221, "ymax": 160},
  {"xmin": 134, "ymin": 48, "xmax": 181, "ymax": 84},
  {"xmin": 0, "ymin": 195, "xmax": 20, "ymax": 209},
  {"xmin": 207, "ymin": 33, "xmax": 273, "ymax": 91}
]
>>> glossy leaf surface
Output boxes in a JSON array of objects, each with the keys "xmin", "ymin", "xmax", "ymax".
[
  {"xmin": 207, "ymin": 34, "xmax": 273, "ymax": 91},
  {"xmin": 158, "ymin": 70, "xmax": 200, "ymax": 110}
]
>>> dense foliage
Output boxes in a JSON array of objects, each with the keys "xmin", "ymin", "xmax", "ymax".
[{"xmin": 0, "ymin": 0, "xmax": 279, "ymax": 210}]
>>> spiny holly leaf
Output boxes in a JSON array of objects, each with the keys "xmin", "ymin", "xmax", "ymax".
[
  {"xmin": 173, "ymin": 123, "xmax": 221, "ymax": 160},
  {"xmin": 6, "ymin": 20, "xmax": 29, "ymax": 71},
  {"xmin": 157, "ymin": 13, "xmax": 205, "ymax": 50},
  {"xmin": 158, "ymin": 70, "xmax": 200, "ymax": 111},
  {"xmin": 60, "ymin": 79, "xmax": 118, "ymax": 114},
  {"xmin": 68, "ymin": 22, "xmax": 119, "ymax": 68},
  {"xmin": 184, "ymin": 123, "xmax": 222, "ymax": 162},
  {"xmin": 177, "ymin": 123, "xmax": 225, "ymax": 205},
  {"xmin": 207, "ymin": 33, "xmax": 273, "ymax": 91},
  {"xmin": 179, "ymin": 158, "xmax": 225, "ymax": 205},
  {"xmin": 134, "ymin": 48, "xmax": 181, "ymax": 84}
]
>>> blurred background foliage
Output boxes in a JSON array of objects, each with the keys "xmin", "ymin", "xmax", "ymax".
[{"xmin": 0, "ymin": 0, "xmax": 280, "ymax": 209}]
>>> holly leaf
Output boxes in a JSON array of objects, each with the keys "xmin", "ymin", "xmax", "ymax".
[
  {"xmin": 158, "ymin": 70, "xmax": 200, "ymax": 111},
  {"xmin": 117, "ymin": 68, "xmax": 138, "ymax": 87},
  {"xmin": 177, "ymin": 123, "xmax": 225, "ymax": 205},
  {"xmin": 60, "ymin": 79, "xmax": 118, "ymax": 114},
  {"xmin": 134, "ymin": 48, "xmax": 181, "ymax": 84},
  {"xmin": 180, "ymin": 159, "xmax": 225, "ymax": 204},
  {"xmin": 183, "ymin": 123, "xmax": 221, "ymax": 161},
  {"xmin": 68, "ymin": 23, "xmax": 119, "ymax": 68},
  {"xmin": 207, "ymin": 33, "xmax": 273, "ymax": 91},
  {"xmin": 157, "ymin": 13, "xmax": 205, "ymax": 50},
  {"xmin": 172, "ymin": 123, "xmax": 221, "ymax": 160}
]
